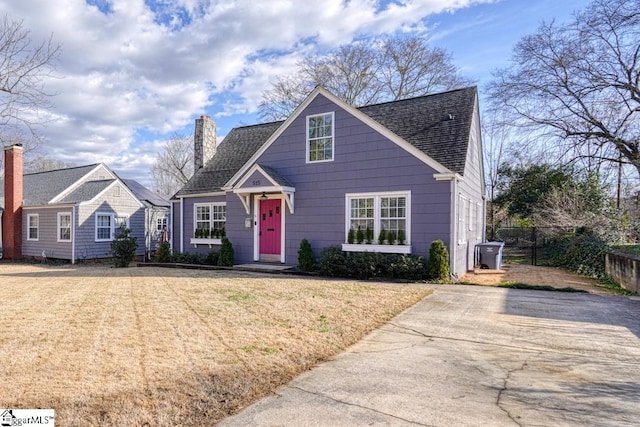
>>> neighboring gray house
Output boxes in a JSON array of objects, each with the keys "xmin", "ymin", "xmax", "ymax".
[
  {"xmin": 172, "ymin": 86, "xmax": 486, "ymax": 276},
  {"xmin": 1, "ymin": 146, "xmax": 169, "ymax": 263}
]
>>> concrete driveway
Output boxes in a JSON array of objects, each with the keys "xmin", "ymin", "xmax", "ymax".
[{"xmin": 218, "ymin": 285, "xmax": 640, "ymax": 426}]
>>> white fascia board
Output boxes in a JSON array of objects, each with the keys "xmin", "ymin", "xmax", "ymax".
[
  {"xmin": 49, "ymin": 164, "xmax": 114, "ymax": 204},
  {"xmin": 434, "ymin": 172, "xmax": 463, "ymax": 181},
  {"xmin": 224, "ymin": 87, "xmax": 452, "ymax": 189}
]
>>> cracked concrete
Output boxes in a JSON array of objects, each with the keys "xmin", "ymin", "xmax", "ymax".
[{"xmin": 217, "ymin": 285, "xmax": 640, "ymax": 426}]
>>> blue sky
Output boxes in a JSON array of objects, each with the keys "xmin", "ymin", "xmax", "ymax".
[{"xmin": 0, "ymin": 0, "xmax": 591, "ymax": 187}]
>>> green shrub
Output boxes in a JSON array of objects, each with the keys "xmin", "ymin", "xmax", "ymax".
[
  {"xmin": 356, "ymin": 226, "xmax": 365, "ymax": 244},
  {"xmin": 154, "ymin": 242, "xmax": 171, "ymax": 263},
  {"xmin": 318, "ymin": 246, "xmax": 426, "ymax": 281},
  {"xmin": 297, "ymin": 239, "xmax": 316, "ymax": 272},
  {"xmin": 218, "ymin": 237, "xmax": 234, "ymax": 266},
  {"xmin": 365, "ymin": 227, "xmax": 373, "ymax": 244},
  {"xmin": 427, "ymin": 239, "xmax": 449, "ymax": 281},
  {"xmin": 397, "ymin": 229, "xmax": 405, "ymax": 245},
  {"xmin": 378, "ymin": 228, "xmax": 386, "ymax": 244},
  {"xmin": 547, "ymin": 229, "xmax": 611, "ymax": 279},
  {"xmin": 387, "ymin": 230, "xmax": 396, "ymax": 245},
  {"xmin": 347, "ymin": 228, "xmax": 355, "ymax": 244},
  {"xmin": 110, "ymin": 224, "xmax": 139, "ymax": 268},
  {"xmin": 204, "ymin": 249, "xmax": 220, "ymax": 265}
]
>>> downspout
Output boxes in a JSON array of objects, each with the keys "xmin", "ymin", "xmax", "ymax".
[
  {"xmin": 71, "ymin": 204, "xmax": 77, "ymax": 264},
  {"xmin": 450, "ymin": 178, "xmax": 458, "ymax": 278},
  {"xmin": 169, "ymin": 203, "xmax": 174, "ymax": 253},
  {"xmin": 0, "ymin": 210, "xmax": 3, "ymax": 259},
  {"xmin": 179, "ymin": 197, "xmax": 184, "ymax": 253}
]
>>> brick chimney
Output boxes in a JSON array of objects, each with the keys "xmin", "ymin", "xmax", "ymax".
[
  {"xmin": 194, "ymin": 115, "xmax": 216, "ymax": 171},
  {"xmin": 3, "ymin": 144, "xmax": 24, "ymax": 259}
]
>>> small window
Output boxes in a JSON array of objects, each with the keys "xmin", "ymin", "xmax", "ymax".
[
  {"xmin": 193, "ymin": 203, "xmax": 226, "ymax": 236},
  {"xmin": 96, "ymin": 214, "xmax": 112, "ymax": 241},
  {"xmin": 307, "ymin": 112, "xmax": 334, "ymax": 163},
  {"xmin": 27, "ymin": 214, "xmax": 39, "ymax": 241},
  {"xmin": 58, "ymin": 213, "xmax": 72, "ymax": 242},
  {"xmin": 157, "ymin": 217, "xmax": 167, "ymax": 231}
]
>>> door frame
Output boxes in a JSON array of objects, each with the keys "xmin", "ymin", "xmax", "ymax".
[{"xmin": 253, "ymin": 193, "xmax": 285, "ymax": 263}]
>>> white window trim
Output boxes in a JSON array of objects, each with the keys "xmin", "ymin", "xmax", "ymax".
[
  {"xmin": 458, "ymin": 194, "xmax": 467, "ymax": 244},
  {"xmin": 476, "ymin": 202, "xmax": 483, "ymax": 240},
  {"xmin": 95, "ymin": 212, "xmax": 129, "ymax": 242},
  {"xmin": 57, "ymin": 212, "xmax": 72, "ymax": 243},
  {"xmin": 193, "ymin": 202, "xmax": 226, "ymax": 235},
  {"xmin": 27, "ymin": 214, "xmax": 39, "ymax": 241},
  {"xmin": 306, "ymin": 112, "xmax": 335, "ymax": 164},
  {"xmin": 342, "ymin": 191, "xmax": 411, "ymax": 254}
]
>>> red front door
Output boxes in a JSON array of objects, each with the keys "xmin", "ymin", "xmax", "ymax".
[{"xmin": 259, "ymin": 199, "xmax": 281, "ymax": 255}]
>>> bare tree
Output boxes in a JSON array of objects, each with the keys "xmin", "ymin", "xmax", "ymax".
[
  {"xmin": 0, "ymin": 13, "xmax": 61, "ymax": 142},
  {"xmin": 150, "ymin": 132, "xmax": 194, "ymax": 198},
  {"xmin": 488, "ymin": 0, "xmax": 640, "ymax": 178},
  {"xmin": 260, "ymin": 35, "xmax": 473, "ymax": 120},
  {"xmin": 24, "ymin": 155, "xmax": 75, "ymax": 173}
]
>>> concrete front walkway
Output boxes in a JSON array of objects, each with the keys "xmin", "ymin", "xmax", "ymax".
[{"xmin": 218, "ymin": 285, "xmax": 640, "ymax": 426}]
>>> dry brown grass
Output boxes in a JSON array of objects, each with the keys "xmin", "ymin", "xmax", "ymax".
[{"xmin": 0, "ymin": 263, "xmax": 431, "ymax": 426}]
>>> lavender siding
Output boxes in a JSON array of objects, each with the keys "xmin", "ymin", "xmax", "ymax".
[
  {"xmin": 174, "ymin": 92, "xmax": 485, "ymax": 272},
  {"xmin": 233, "ymin": 94, "xmax": 452, "ymax": 264},
  {"xmin": 22, "ymin": 207, "xmax": 74, "ymax": 259},
  {"xmin": 453, "ymin": 100, "xmax": 485, "ymax": 275}
]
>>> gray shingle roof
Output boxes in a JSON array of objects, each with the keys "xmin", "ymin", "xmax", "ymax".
[
  {"xmin": 21, "ymin": 164, "xmax": 100, "ymax": 206},
  {"xmin": 123, "ymin": 179, "xmax": 169, "ymax": 207},
  {"xmin": 175, "ymin": 121, "xmax": 283, "ymax": 197},
  {"xmin": 258, "ymin": 164, "xmax": 294, "ymax": 187},
  {"xmin": 359, "ymin": 86, "xmax": 477, "ymax": 175},
  {"xmin": 175, "ymin": 87, "xmax": 477, "ymax": 197},
  {"xmin": 58, "ymin": 179, "xmax": 115, "ymax": 203}
]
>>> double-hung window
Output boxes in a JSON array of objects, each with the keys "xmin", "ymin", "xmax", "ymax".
[
  {"xmin": 345, "ymin": 191, "xmax": 410, "ymax": 248},
  {"xmin": 194, "ymin": 203, "xmax": 226, "ymax": 236},
  {"xmin": 307, "ymin": 112, "xmax": 334, "ymax": 163},
  {"xmin": 95, "ymin": 213, "xmax": 129, "ymax": 241},
  {"xmin": 27, "ymin": 214, "xmax": 39, "ymax": 241},
  {"xmin": 58, "ymin": 213, "xmax": 72, "ymax": 242}
]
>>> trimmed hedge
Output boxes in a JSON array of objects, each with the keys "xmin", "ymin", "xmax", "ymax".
[{"xmin": 318, "ymin": 246, "xmax": 426, "ymax": 281}]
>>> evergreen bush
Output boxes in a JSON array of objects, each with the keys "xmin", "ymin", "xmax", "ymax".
[
  {"xmin": 347, "ymin": 228, "xmax": 355, "ymax": 244},
  {"xmin": 110, "ymin": 224, "xmax": 139, "ymax": 268},
  {"xmin": 297, "ymin": 239, "xmax": 316, "ymax": 272},
  {"xmin": 397, "ymin": 229, "xmax": 405, "ymax": 245},
  {"xmin": 365, "ymin": 227, "xmax": 373, "ymax": 244},
  {"xmin": 427, "ymin": 239, "xmax": 449, "ymax": 281},
  {"xmin": 378, "ymin": 228, "xmax": 386, "ymax": 244},
  {"xmin": 387, "ymin": 230, "xmax": 396, "ymax": 245},
  {"xmin": 154, "ymin": 242, "xmax": 171, "ymax": 263},
  {"xmin": 318, "ymin": 246, "xmax": 426, "ymax": 281},
  {"xmin": 218, "ymin": 237, "xmax": 235, "ymax": 266},
  {"xmin": 356, "ymin": 226, "xmax": 365, "ymax": 244}
]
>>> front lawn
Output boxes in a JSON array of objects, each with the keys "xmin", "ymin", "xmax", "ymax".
[{"xmin": 0, "ymin": 264, "xmax": 430, "ymax": 426}]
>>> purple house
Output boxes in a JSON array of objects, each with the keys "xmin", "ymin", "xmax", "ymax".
[{"xmin": 171, "ymin": 86, "xmax": 485, "ymax": 277}]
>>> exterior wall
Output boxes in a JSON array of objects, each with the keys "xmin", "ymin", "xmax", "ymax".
[
  {"xmin": 74, "ymin": 182, "xmax": 144, "ymax": 260},
  {"xmin": 22, "ymin": 207, "xmax": 74, "ymax": 260},
  {"xmin": 606, "ymin": 252, "xmax": 640, "ymax": 294},
  {"xmin": 453, "ymin": 100, "xmax": 486, "ymax": 276},
  {"xmin": 3, "ymin": 145, "xmax": 24, "ymax": 259},
  {"xmin": 231, "ymin": 94, "xmax": 453, "ymax": 265},
  {"xmin": 177, "ymin": 195, "xmax": 226, "ymax": 255}
]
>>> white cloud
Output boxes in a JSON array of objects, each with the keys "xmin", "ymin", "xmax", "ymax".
[{"xmin": 0, "ymin": 0, "xmax": 494, "ymax": 186}]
